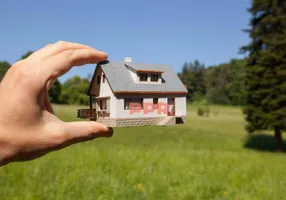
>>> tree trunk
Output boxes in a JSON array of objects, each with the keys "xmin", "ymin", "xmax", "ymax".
[{"xmin": 274, "ymin": 128, "xmax": 283, "ymax": 152}]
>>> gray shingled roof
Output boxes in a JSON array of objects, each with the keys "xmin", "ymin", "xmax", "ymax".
[
  {"xmin": 97, "ymin": 61, "xmax": 188, "ymax": 93},
  {"xmin": 124, "ymin": 62, "xmax": 165, "ymax": 71}
]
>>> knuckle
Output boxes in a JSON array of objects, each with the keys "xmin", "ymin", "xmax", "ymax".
[
  {"xmin": 51, "ymin": 130, "xmax": 67, "ymax": 146},
  {"xmin": 55, "ymin": 40, "xmax": 68, "ymax": 48},
  {"xmin": 0, "ymin": 137, "xmax": 17, "ymax": 163},
  {"xmin": 44, "ymin": 43, "xmax": 54, "ymax": 48},
  {"xmin": 42, "ymin": 123, "xmax": 68, "ymax": 147},
  {"xmin": 15, "ymin": 64, "xmax": 32, "ymax": 79},
  {"xmin": 63, "ymin": 50, "xmax": 75, "ymax": 57},
  {"xmin": 9, "ymin": 60, "xmax": 39, "ymax": 83},
  {"xmin": 7, "ymin": 60, "xmax": 25, "ymax": 76},
  {"xmin": 84, "ymin": 127, "xmax": 96, "ymax": 138},
  {"xmin": 62, "ymin": 50, "xmax": 76, "ymax": 64},
  {"xmin": 10, "ymin": 60, "xmax": 24, "ymax": 70}
]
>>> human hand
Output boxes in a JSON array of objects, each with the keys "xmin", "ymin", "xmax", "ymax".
[{"xmin": 0, "ymin": 41, "xmax": 113, "ymax": 166}]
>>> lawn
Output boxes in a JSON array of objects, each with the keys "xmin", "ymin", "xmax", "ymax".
[{"xmin": 1, "ymin": 104, "xmax": 286, "ymax": 200}]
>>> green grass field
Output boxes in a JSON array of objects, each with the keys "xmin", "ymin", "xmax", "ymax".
[{"xmin": 1, "ymin": 104, "xmax": 286, "ymax": 200}]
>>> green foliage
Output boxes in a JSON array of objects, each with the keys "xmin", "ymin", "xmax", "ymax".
[
  {"xmin": 178, "ymin": 58, "xmax": 246, "ymax": 106},
  {"xmin": 241, "ymin": 0, "xmax": 286, "ymax": 150},
  {"xmin": 228, "ymin": 59, "xmax": 247, "ymax": 105},
  {"xmin": 0, "ymin": 61, "xmax": 10, "ymax": 81},
  {"xmin": 197, "ymin": 107, "xmax": 204, "ymax": 116},
  {"xmin": 1, "ymin": 105, "xmax": 286, "ymax": 199},
  {"xmin": 178, "ymin": 60, "xmax": 206, "ymax": 101},
  {"xmin": 206, "ymin": 59, "xmax": 247, "ymax": 105},
  {"xmin": 61, "ymin": 76, "xmax": 90, "ymax": 105},
  {"xmin": 194, "ymin": 99, "xmax": 210, "ymax": 117},
  {"xmin": 20, "ymin": 51, "xmax": 34, "ymax": 60},
  {"xmin": 49, "ymin": 79, "xmax": 62, "ymax": 104},
  {"xmin": 205, "ymin": 64, "xmax": 231, "ymax": 105}
]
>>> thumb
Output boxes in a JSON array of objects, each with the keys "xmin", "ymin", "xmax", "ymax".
[{"xmin": 62, "ymin": 121, "xmax": 113, "ymax": 144}]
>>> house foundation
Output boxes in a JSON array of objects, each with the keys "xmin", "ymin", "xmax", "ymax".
[{"xmin": 93, "ymin": 116, "xmax": 187, "ymax": 128}]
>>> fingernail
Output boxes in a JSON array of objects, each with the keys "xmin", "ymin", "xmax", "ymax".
[
  {"xmin": 105, "ymin": 127, "xmax": 114, "ymax": 137},
  {"xmin": 108, "ymin": 127, "xmax": 113, "ymax": 133}
]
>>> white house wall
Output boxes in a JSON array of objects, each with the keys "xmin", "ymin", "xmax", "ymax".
[
  {"xmin": 174, "ymin": 96, "xmax": 187, "ymax": 116},
  {"xmin": 115, "ymin": 94, "xmax": 186, "ymax": 119},
  {"xmin": 100, "ymin": 85, "xmax": 117, "ymax": 118},
  {"xmin": 89, "ymin": 65, "xmax": 117, "ymax": 118}
]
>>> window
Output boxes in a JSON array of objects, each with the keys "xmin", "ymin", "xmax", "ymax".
[
  {"xmin": 99, "ymin": 100, "xmax": 103, "ymax": 110},
  {"xmin": 124, "ymin": 98, "xmax": 143, "ymax": 110},
  {"xmin": 139, "ymin": 98, "xmax": 143, "ymax": 108},
  {"xmin": 98, "ymin": 99, "xmax": 107, "ymax": 110},
  {"xmin": 153, "ymin": 98, "xmax": 158, "ymax": 104},
  {"xmin": 103, "ymin": 74, "xmax": 105, "ymax": 83},
  {"xmin": 153, "ymin": 98, "xmax": 158, "ymax": 109},
  {"xmin": 139, "ymin": 73, "xmax": 148, "ymax": 82},
  {"xmin": 133, "ymin": 98, "xmax": 143, "ymax": 110},
  {"xmin": 124, "ymin": 98, "xmax": 131, "ymax": 110},
  {"xmin": 151, "ymin": 74, "xmax": 159, "ymax": 82},
  {"xmin": 97, "ymin": 75, "xmax": 101, "ymax": 84}
]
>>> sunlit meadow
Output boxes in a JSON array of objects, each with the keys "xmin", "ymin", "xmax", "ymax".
[{"xmin": 0, "ymin": 104, "xmax": 286, "ymax": 200}]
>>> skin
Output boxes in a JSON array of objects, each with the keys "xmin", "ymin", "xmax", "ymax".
[{"xmin": 0, "ymin": 41, "xmax": 113, "ymax": 166}]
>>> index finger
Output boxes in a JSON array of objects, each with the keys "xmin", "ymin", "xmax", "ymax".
[
  {"xmin": 41, "ymin": 48, "xmax": 108, "ymax": 81},
  {"xmin": 28, "ymin": 41, "xmax": 95, "ymax": 61}
]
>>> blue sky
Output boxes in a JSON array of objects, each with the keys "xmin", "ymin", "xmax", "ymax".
[{"xmin": 0, "ymin": 0, "xmax": 251, "ymax": 83}]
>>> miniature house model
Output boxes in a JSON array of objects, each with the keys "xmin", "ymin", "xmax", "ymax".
[{"xmin": 77, "ymin": 57, "xmax": 188, "ymax": 127}]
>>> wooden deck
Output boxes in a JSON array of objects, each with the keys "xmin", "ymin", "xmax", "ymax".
[
  {"xmin": 77, "ymin": 109, "xmax": 110, "ymax": 119},
  {"xmin": 97, "ymin": 111, "xmax": 110, "ymax": 119},
  {"xmin": 77, "ymin": 109, "xmax": 96, "ymax": 119}
]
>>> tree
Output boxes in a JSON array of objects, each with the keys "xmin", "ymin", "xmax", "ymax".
[
  {"xmin": 205, "ymin": 64, "xmax": 231, "ymax": 104},
  {"xmin": 20, "ymin": 51, "xmax": 34, "ymax": 60},
  {"xmin": 241, "ymin": 0, "xmax": 286, "ymax": 151},
  {"xmin": 49, "ymin": 79, "xmax": 62, "ymax": 104},
  {"xmin": 178, "ymin": 60, "xmax": 206, "ymax": 102},
  {"xmin": 0, "ymin": 61, "xmax": 10, "ymax": 81},
  {"xmin": 61, "ymin": 76, "xmax": 90, "ymax": 105},
  {"xmin": 178, "ymin": 58, "xmax": 247, "ymax": 105},
  {"xmin": 228, "ymin": 59, "xmax": 247, "ymax": 106}
]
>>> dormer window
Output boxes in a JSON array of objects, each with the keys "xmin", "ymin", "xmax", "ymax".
[
  {"xmin": 139, "ymin": 73, "xmax": 148, "ymax": 82},
  {"xmin": 135, "ymin": 70, "xmax": 163, "ymax": 84},
  {"xmin": 151, "ymin": 74, "xmax": 159, "ymax": 82}
]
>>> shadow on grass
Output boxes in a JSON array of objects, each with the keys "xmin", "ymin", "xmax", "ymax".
[{"xmin": 243, "ymin": 134, "xmax": 286, "ymax": 152}]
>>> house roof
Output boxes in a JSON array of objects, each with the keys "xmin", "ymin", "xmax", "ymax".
[
  {"xmin": 89, "ymin": 61, "xmax": 188, "ymax": 95},
  {"xmin": 124, "ymin": 62, "xmax": 164, "ymax": 73}
]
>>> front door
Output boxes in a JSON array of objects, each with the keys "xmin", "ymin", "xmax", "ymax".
[
  {"xmin": 167, "ymin": 98, "xmax": 175, "ymax": 116},
  {"xmin": 96, "ymin": 98, "xmax": 110, "ymax": 119},
  {"xmin": 98, "ymin": 99, "xmax": 107, "ymax": 111}
]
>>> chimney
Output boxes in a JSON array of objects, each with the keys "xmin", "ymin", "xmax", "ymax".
[{"xmin": 124, "ymin": 57, "xmax": 132, "ymax": 62}]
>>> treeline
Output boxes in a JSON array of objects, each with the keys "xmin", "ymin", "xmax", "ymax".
[
  {"xmin": 47, "ymin": 76, "xmax": 91, "ymax": 105},
  {"xmin": 178, "ymin": 58, "xmax": 247, "ymax": 106},
  {"xmin": 0, "ymin": 61, "xmax": 10, "ymax": 80},
  {"xmin": 1, "ymin": 51, "xmax": 247, "ymax": 106},
  {"xmin": 0, "ymin": 52, "xmax": 91, "ymax": 105}
]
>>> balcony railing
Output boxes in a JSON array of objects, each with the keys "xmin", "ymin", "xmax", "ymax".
[
  {"xmin": 97, "ymin": 110, "xmax": 110, "ymax": 119},
  {"xmin": 77, "ymin": 109, "xmax": 96, "ymax": 119}
]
